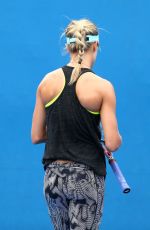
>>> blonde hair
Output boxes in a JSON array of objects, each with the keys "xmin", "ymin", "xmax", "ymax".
[{"xmin": 64, "ymin": 19, "xmax": 99, "ymax": 85}]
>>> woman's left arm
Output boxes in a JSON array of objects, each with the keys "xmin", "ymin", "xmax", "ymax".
[{"xmin": 31, "ymin": 85, "xmax": 48, "ymax": 144}]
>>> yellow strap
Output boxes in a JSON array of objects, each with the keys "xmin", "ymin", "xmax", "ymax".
[
  {"xmin": 45, "ymin": 77, "xmax": 66, "ymax": 108},
  {"xmin": 45, "ymin": 77, "xmax": 100, "ymax": 115},
  {"xmin": 87, "ymin": 109, "xmax": 100, "ymax": 115}
]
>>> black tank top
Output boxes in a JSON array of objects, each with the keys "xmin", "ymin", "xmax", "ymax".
[{"xmin": 42, "ymin": 65, "xmax": 106, "ymax": 176}]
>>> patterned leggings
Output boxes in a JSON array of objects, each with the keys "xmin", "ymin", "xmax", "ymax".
[{"xmin": 43, "ymin": 161, "xmax": 105, "ymax": 230}]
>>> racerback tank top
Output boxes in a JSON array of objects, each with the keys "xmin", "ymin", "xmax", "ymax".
[{"xmin": 42, "ymin": 65, "xmax": 106, "ymax": 176}]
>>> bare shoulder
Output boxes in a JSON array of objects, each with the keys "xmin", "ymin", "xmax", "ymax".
[
  {"xmin": 37, "ymin": 68, "xmax": 62, "ymax": 92},
  {"xmin": 92, "ymin": 73, "xmax": 115, "ymax": 92}
]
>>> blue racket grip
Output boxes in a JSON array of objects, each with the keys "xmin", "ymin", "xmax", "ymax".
[{"xmin": 109, "ymin": 159, "xmax": 131, "ymax": 193}]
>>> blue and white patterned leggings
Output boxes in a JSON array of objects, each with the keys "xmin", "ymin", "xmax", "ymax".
[{"xmin": 43, "ymin": 161, "xmax": 105, "ymax": 230}]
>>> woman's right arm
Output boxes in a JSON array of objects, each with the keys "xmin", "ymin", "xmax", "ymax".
[{"xmin": 100, "ymin": 80, "xmax": 122, "ymax": 152}]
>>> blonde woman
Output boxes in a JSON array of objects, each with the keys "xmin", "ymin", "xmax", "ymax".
[{"xmin": 31, "ymin": 19, "xmax": 122, "ymax": 229}]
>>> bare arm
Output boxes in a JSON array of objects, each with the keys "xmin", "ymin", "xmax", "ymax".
[
  {"xmin": 100, "ymin": 81, "xmax": 122, "ymax": 152},
  {"xmin": 31, "ymin": 85, "xmax": 48, "ymax": 144}
]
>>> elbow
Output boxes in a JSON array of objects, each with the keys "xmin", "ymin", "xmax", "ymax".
[
  {"xmin": 31, "ymin": 132, "xmax": 47, "ymax": 144},
  {"xmin": 31, "ymin": 134, "xmax": 41, "ymax": 144},
  {"xmin": 31, "ymin": 137, "xmax": 39, "ymax": 144},
  {"xmin": 105, "ymin": 134, "xmax": 122, "ymax": 152}
]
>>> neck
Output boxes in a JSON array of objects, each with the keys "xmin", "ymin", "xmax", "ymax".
[{"xmin": 68, "ymin": 52, "xmax": 94, "ymax": 69}]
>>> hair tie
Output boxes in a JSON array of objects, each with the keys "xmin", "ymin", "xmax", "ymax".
[{"xmin": 78, "ymin": 58, "xmax": 82, "ymax": 64}]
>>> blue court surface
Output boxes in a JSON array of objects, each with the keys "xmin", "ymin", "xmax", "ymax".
[{"xmin": 0, "ymin": 0, "xmax": 149, "ymax": 229}]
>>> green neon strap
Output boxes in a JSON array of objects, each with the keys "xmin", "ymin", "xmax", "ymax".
[
  {"xmin": 45, "ymin": 76, "xmax": 100, "ymax": 115},
  {"xmin": 87, "ymin": 109, "xmax": 100, "ymax": 115},
  {"xmin": 45, "ymin": 77, "xmax": 66, "ymax": 108}
]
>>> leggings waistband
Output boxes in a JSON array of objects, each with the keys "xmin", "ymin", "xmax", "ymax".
[{"xmin": 45, "ymin": 161, "xmax": 92, "ymax": 170}]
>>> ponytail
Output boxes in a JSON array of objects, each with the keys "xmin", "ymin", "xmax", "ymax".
[
  {"xmin": 64, "ymin": 19, "xmax": 99, "ymax": 85},
  {"xmin": 68, "ymin": 30, "xmax": 86, "ymax": 85}
]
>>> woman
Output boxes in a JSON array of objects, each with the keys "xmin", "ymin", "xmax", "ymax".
[{"xmin": 31, "ymin": 19, "xmax": 122, "ymax": 230}]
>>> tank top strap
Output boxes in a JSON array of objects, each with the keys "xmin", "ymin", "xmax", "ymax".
[
  {"xmin": 79, "ymin": 67, "xmax": 95, "ymax": 77},
  {"xmin": 62, "ymin": 65, "xmax": 95, "ymax": 85}
]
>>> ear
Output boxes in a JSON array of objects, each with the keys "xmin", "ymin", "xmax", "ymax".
[
  {"xmin": 92, "ymin": 42, "xmax": 98, "ymax": 52},
  {"xmin": 66, "ymin": 45, "xmax": 70, "ymax": 52}
]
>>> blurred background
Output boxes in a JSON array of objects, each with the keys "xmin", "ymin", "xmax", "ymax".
[{"xmin": 0, "ymin": 0, "xmax": 149, "ymax": 229}]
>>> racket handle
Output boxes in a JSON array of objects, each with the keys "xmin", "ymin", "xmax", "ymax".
[{"xmin": 109, "ymin": 159, "xmax": 131, "ymax": 193}]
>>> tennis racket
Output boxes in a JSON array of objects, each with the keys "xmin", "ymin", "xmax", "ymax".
[{"xmin": 100, "ymin": 140, "xmax": 131, "ymax": 194}]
